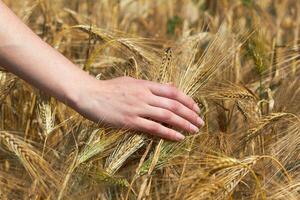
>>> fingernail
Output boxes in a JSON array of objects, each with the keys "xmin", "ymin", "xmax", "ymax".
[
  {"xmin": 175, "ymin": 132, "xmax": 185, "ymax": 141},
  {"xmin": 193, "ymin": 103, "xmax": 200, "ymax": 113},
  {"xmin": 197, "ymin": 117, "xmax": 205, "ymax": 126},
  {"xmin": 166, "ymin": 82, "xmax": 174, "ymax": 86},
  {"xmin": 190, "ymin": 124, "xmax": 199, "ymax": 133}
]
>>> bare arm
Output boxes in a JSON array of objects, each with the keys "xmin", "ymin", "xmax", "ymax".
[{"xmin": 0, "ymin": 1, "xmax": 204, "ymax": 141}]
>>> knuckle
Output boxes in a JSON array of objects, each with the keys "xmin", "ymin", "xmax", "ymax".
[
  {"xmin": 193, "ymin": 113, "xmax": 199, "ymax": 122},
  {"xmin": 122, "ymin": 115, "xmax": 136, "ymax": 126},
  {"xmin": 148, "ymin": 124, "xmax": 160, "ymax": 133},
  {"xmin": 160, "ymin": 110, "xmax": 172, "ymax": 120},
  {"xmin": 141, "ymin": 80, "xmax": 152, "ymax": 88},
  {"xmin": 189, "ymin": 98, "xmax": 195, "ymax": 107},
  {"xmin": 143, "ymin": 80, "xmax": 152, "ymax": 85},
  {"xmin": 169, "ymin": 101, "xmax": 180, "ymax": 112},
  {"xmin": 168, "ymin": 88, "xmax": 178, "ymax": 97},
  {"xmin": 135, "ymin": 91, "xmax": 145, "ymax": 100},
  {"xmin": 177, "ymin": 117, "xmax": 187, "ymax": 128},
  {"xmin": 165, "ymin": 129, "xmax": 175, "ymax": 139},
  {"xmin": 183, "ymin": 120, "xmax": 191, "ymax": 130}
]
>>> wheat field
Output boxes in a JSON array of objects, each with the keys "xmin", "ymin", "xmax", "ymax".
[{"xmin": 0, "ymin": 0, "xmax": 300, "ymax": 199}]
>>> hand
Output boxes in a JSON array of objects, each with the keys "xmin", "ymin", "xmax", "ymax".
[
  {"xmin": 0, "ymin": 2, "xmax": 203, "ymax": 141},
  {"xmin": 71, "ymin": 76, "xmax": 204, "ymax": 141}
]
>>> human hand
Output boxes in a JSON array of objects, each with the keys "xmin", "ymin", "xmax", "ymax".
[
  {"xmin": 0, "ymin": 0, "xmax": 205, "ymax": 141},
  {"xmin": 71, "ymin": 76, "xmax": 204, "ymax": 141}
]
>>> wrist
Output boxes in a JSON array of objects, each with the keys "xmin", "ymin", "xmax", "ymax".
[
  {"xmin": 62, "ymin": 70, "xmax": 94, "ymax": 109},
  {"xmin": 63, "ymin": 70, "xmax": 105, "ymax": 111}
]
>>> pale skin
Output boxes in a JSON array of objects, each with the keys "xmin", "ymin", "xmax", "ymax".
[{"xmin": 0, "ymin": 1, "xmax": 204, "ymax": 141}]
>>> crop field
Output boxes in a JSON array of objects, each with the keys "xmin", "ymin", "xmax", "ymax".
[{"xmin": 0, "ymin": 0, "xmax": 300, "ymax": 199}]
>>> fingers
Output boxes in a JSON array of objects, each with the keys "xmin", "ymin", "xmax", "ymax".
[
  {"xmin": 149, "ymin": 95, "xmax": 204, "ymax": 127},
  {"xmin": 140, "ymin": 105, "xmax": 200, "ymax": 134},
  {"xmin": 132, "ymin": 117, "xmax": 185, "ymax": 141},
  {"xmin": 147, "ymin": 81, "xmax": 200, "ymax": 113}
]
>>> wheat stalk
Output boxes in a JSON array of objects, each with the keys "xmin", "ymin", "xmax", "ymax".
[
  {"xmin": 243, "ymin": 112, "xmax": 295, "ymax": 143},
  {"xmin": 0, "ymin": 72, "xmax": 16, "ymax": 103},
  {"xmin": 0, "ymin": 131, "xmax": 61, "ymax": 195},
  {"xmin": 105, "ymin": 134, "xmax": 145, "ymax": 175},
  {"xmin": 37, "ymin": 94, "xmax": 55, "ymax": 137}
]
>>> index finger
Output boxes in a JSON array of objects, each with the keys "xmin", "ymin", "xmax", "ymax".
[{"xmin": 146, "ymin": 81, "xmax": 200, "ymax": 113}]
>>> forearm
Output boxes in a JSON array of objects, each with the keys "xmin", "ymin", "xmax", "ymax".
[{"xmin": 0, "ymin": 1, "xmax": 91, "ymax": 106}]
